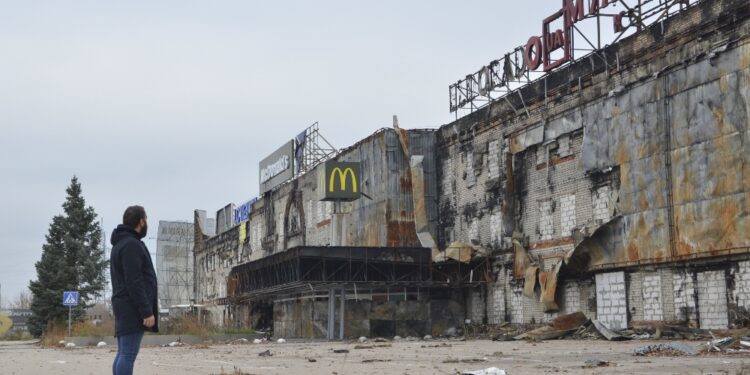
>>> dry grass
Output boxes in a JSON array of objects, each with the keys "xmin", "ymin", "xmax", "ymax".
[
  {"xmin": 38, "ymin": 314, "xmax": 231, "ymax": 345},
  {"xmin": 160, "ymin": 314, "xmax": 217, "ymax": 337},
  {"xmin": 0, "ymin": 331, "xmax": 34, "ymax": 341},
  {"xmin": 39, "ymin": 320, "xmax": 114, "ymax": 347}
]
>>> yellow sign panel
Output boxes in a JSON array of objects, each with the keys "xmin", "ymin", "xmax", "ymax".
[
  {"xmin": 239, "ymin": 222, "xmax": 247, "ymax": 243},
  {"xmin": 329, "ymin": 167, "xmax": 358, "ymax": 193},
  {"xmin": 320, "ymin": 161, "xmax": 361, "ymax": 201},
  {"xmin": 0, "ymin": 313, "xmax": 12, "ymax": 336}
]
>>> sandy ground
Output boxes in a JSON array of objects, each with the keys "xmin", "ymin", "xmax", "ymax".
[{"xmin": 1, "ymin": 338, "xmax": 748, "ymax": 375}]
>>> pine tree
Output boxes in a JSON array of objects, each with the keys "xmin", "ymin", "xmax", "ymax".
[{"xmin": 28, "ymin": 177, "xmax": 107, "ymax": 337}]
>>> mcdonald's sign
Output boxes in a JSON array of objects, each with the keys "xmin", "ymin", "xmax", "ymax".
[{"xmin": 319, "ymin": 161, "xmax": 361, "ymax": 201}]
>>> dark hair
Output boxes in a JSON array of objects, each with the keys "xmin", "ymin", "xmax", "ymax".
[{"xmin": 123, "ymin": 205, "xmax": 147, "ymax": 229}]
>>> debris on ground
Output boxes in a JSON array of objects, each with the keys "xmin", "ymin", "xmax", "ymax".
[
  {"xmin": 698, "ymin": 336, "xmax": 750, "ymax": 354},
  {"xmin": 306, "ymin": 358, "xmax": 317, "ymax": 363},
  {"xmin": 229, "ymin": 338, "xmax": 249, "ymax": 345},
  {"xmin": 474, "ymin": 311, "xmax": 750, "ymax": 344},
  {"xmin": 393, "ymin": 336, "xmax": 402, "ymax": 341},
  {"xmin": 362, "ymin": 359, "xmax": 391, "ymax": 363},
  {"xmin": 358, "ymin": 336, "xmax": 368, "ymax": 343},
  {"xmin": 65, "ymin": 343, "xmax": 75, "ymax": 349},
  {"xmin": 514, "ymin": 326, "xmax": 578, "ymax": 341},
  {"xmin": 443, "ymin": 358, "xmax": 488, "ymax": 364},
  {"xmin": 354, "ymin": 344, "xmax": 391, "ymax": 350},
  {"xmin": 423, "ymin": 335, "xmax": 433, "ymax": 340},
  {"xmin": 551, "ymin": 312, "xmax": 588, "ymax": 331},
  {"xmin": 373, "ymin": 338, "xmax": 389, "ymax": 343},
  {"xmin": 583, "ymin": 359, "xmax": 610, "ymax": 368},
  {"xmin": 96, "ymin": 342, "xmax": 107, "ymax": 348},
  {"xmin": 333, "ymin": 349, "xmax": 350, "ymax": 354},
  {"xmin": 258, "ymin": 350, "xmax": 273, "ymax": 357},
  {"xmin": 422, "ymin": 343, "xmax": 452, "ymax": 348},
  {"xmin": 252, "ymin": 339, "xmax": 262, "ymax": 344},
  {"xmin": 460, "ymin": 367, "xmax": 507, "ymax": 375},
  {"xmin": 276, "ymin": 338, "xmax": 286, "ymax": 344},
  {"xmin": 592, "ymin": 320, "xmax": 629, "ymax": 341},
  {"xmin": 634, "ymin": 342, "xmax": 699, "ymax": 357},
  {"xmin": 491, "ymin": 333, "xmax": 515, "ymax": 342},
  {"xmin": 163, "ymin": 341, "xmax": 183, "ymax": 348}
]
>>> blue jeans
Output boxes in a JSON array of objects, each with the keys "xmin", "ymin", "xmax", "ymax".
[{"xmin": 113, "ymin": 331, "xmax": 144, "ymax": 375}]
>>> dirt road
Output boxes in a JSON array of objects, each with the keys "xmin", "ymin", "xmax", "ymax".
[{"xmin": 1, "ymin": 338, "xmax": 747, "ymax": 374}]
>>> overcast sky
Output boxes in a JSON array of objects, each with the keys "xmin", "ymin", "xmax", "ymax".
[{"xmin": 0, "ymin": 0, "xmax": 609, "ymax": 306}]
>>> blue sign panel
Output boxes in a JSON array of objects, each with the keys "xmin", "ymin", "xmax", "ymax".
[
  {"xmin": 62, "ymin": 291, "xmax": 78, "ymax": 307},
  {"xmin": 233, "ymin": 198, "xmax": 257, "ymax": 225}
]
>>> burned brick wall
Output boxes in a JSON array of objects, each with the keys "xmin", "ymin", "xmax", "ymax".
[
  {"xmin": 436, "ymin": 0, "xmax": 750, "ymax": 328},
  {"xmin": 194, "ymin": 129, "xmax": 439, "ymax": 323}
]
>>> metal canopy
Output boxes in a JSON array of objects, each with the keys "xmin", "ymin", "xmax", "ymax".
[{"xmin": 227, "ymin": 246, "xmax": 432, "ymax": 301}]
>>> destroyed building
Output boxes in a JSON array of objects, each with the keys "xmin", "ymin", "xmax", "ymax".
[{"xmin": 194, "ymin": 0, "xmax": 750, "ymax": 337}]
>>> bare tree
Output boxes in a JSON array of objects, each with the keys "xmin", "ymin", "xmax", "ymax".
[{"xmin": 10, "ymin": 290, "xmax": 32, "ymax": 309}]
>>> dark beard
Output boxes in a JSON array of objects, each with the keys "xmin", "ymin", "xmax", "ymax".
[{"xmin": 139, "ymin": 222, "xmax": 148, "ymax": 239}]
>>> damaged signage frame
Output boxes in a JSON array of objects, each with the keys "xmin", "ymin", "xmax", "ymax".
[
  {"xmin": 259, "ymin": 140, "xmax": 295, "ymax": 194},
  {"xmin": 449, "ymin": 0, "xmax": 699, "ymax": 113},
  {"xmin": 319, "ymin": 161, "xmax": 362, "ymax": 202}
]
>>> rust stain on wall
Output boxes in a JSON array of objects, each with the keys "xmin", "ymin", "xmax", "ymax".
[
  {"xmin": 400, "ymin": 173, "xmax": 413, "ymax": 192},
  {"xmin": 386, "ymin": 221, "xmax": 419, "ymax": 247}
]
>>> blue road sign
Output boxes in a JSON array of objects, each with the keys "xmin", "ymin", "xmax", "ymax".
[{"xmin": 62, "ymin": 291, "xmax": 78, "ymax": 307}]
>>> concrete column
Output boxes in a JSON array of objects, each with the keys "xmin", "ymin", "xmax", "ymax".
[
  {"xmin": 339, "ymin": 288, "xmax": 345, "ymax": 340},
  {"xmin": 330, "ymin": 202, "xmax": 345, "ymax": 246},
  {"xmin": 327, "ymin": 289, "xmax": 335, "ymax": 340}
]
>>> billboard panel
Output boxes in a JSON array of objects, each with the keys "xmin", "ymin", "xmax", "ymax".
[{"xmin": 259, "ymin": 140, "xmax": 295, "ymax": 194}]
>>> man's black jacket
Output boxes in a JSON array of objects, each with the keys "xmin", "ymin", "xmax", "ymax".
[{"xmin": 110, "ymin": 225, "xmax": 159, "ymax": 337}]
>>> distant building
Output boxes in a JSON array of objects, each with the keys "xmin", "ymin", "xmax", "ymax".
[
  {"xmin": 156, "ymin": 216, "xmax": 214, "ymax": 313},
  {"xmin": 86, "ymin": 303, "xmax": 112, "ymax": 326}
]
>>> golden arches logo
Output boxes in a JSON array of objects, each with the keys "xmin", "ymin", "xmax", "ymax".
[{"xmin": 329, "ymin": 167, "xmax": 358, "ymax": 193}]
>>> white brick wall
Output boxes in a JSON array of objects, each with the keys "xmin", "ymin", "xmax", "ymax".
[
  {"xmin": 467, "ymin": 289, "xmax": 485, "ymax": 324},
  {"xmin": 593, "ymin": 186, "xmax": 611, "ymax": 223},
  {"xmin": 673, "ymin": 270, "xmax": 697, "ymax": 322},
  {"xmin": 564, "ymin": 281, "xmax": 582, "ymax": 314},
  {"xmin": 489, "ymin": 269, "xmax": 507, "ymax": 324},
  {"xmin": 697, "ymin": 270, "xmax": 729, "ymax": 329},
  {"xmin": 536, "ymin": 145, "xmax": 547, "ymax": 166},
  {"xmin": 596, "ymin": 271, "xmax": 628, "ymax": 330},
  {"xmin": 539, "ymin": 200, "xmax": 554, "ymax": 241},
  {"xmin": 557, "ymin": 134, "xmax": 571, "ymax": 157},
  {"xmin": 560, "ymin": 194, "xmax": 576, "ymax": 237},
  {"xmin": 734, "ymin": 261, "xmax": 750, "ymax": 309},
  {"xmin": 465, "ymin": 153, "xmax": 476, "ymax": 187},
  {"xmin": 508, "ymin": 283, "xmax": 524, "ymax": 324},
  {"xmin": 468, "ymin": 219, "xmax": 480, "ymax": 243},
  {"xmin": 488, "ymin": 140, "xmax": 502, "ymax": 180},
  {"xmin": 642, "ymin": 273, "xmax": 664, "ymax": 321},
  {"xmin": 627, "ymin": 272, "xmax": 644, "ymax": 322},
  {"xmin": 490, "ymin": 212, "xmax": 503, "ymax": 248}
]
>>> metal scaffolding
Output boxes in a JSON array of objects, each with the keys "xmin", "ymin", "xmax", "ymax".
[
  {"xmin": 295, "ymin": 122, "xmax": 337, "ymax": 176},
  {"xmin": 156, "ymin": 221, "xmax": 195, "ymax": 310}
]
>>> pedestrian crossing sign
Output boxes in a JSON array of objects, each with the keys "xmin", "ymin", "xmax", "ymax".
[{"xmin": 62, "ymin": 291, "xmax": 78, "ymax": 306}]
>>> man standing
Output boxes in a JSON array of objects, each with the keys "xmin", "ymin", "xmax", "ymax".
[{"xmin": 110, "ymin": 205, "xmax": 158, "ymax": 375}]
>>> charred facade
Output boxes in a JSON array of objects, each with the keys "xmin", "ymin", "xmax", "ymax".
[{"xmin": 195, "ymin": 0, "xmax": 750, "ymax": 337}]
